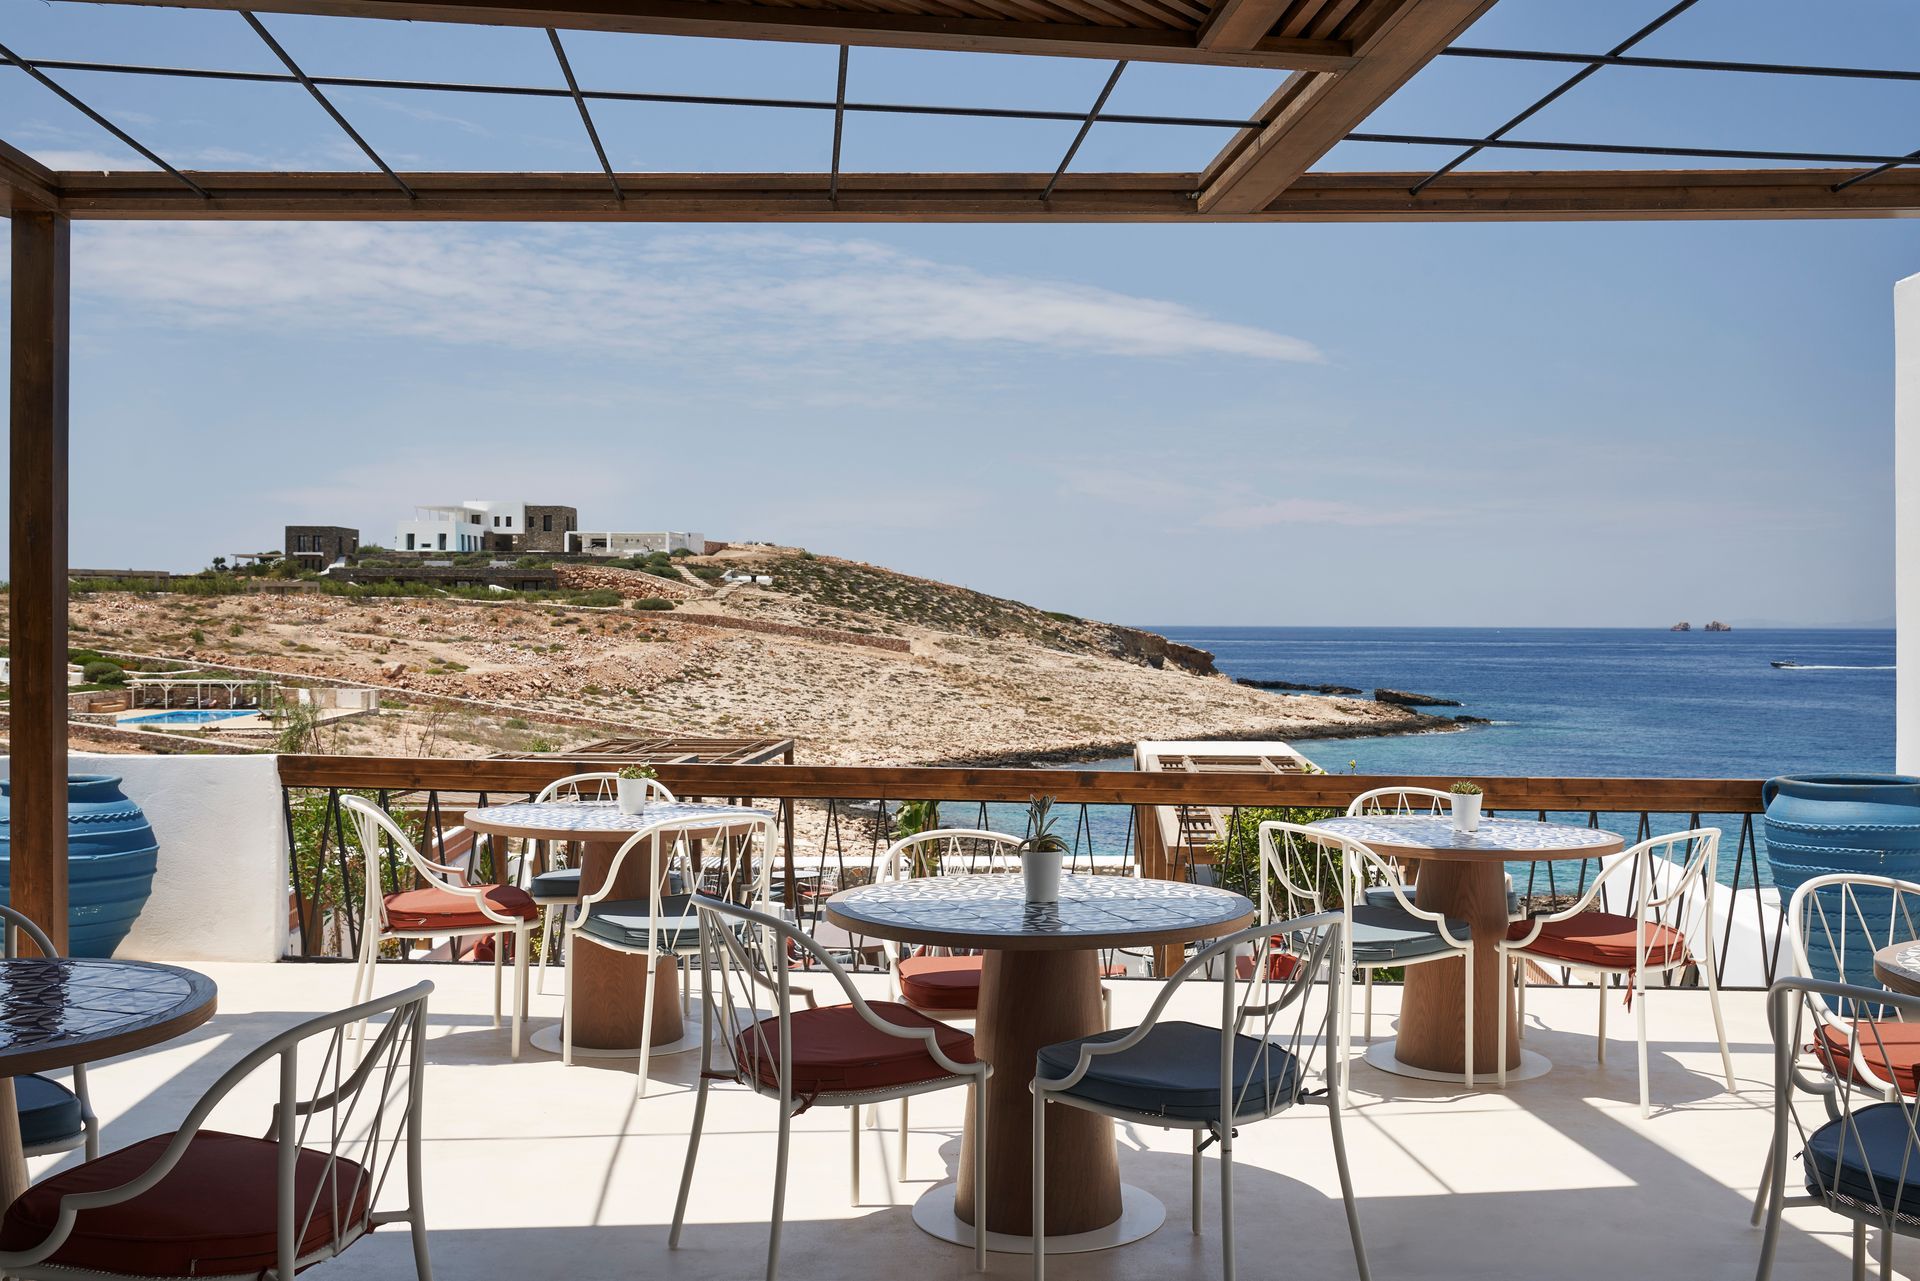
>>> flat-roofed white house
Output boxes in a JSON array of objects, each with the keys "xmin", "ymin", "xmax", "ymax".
[
  {"xmin": 395, "ymin": 504, "xmax": 487, "ymax": 554},
  {"xmin": 567, "ymin": 530, "xmax": 708, "ymax": 556}
]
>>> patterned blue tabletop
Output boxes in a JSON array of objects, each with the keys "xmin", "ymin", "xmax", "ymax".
[
  {"xmin": 0, "ymin": 958, "xmax": 216, "ymax": 1074},
  {"xmin": 464, "ymin": 800, "xmax": 773, "ymax": 837},
  {"xmin": 1308, "ymin": 815, "xmax": 1622, "ymax": 860},
  {"xmin": 826, "ymin": 873, "xmax": 1253, "ymax": 951}
]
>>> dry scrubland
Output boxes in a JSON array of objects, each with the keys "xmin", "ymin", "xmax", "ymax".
[{"xmin": 44, "ymin": 547, "xmax": 1436, "ymax": 764}]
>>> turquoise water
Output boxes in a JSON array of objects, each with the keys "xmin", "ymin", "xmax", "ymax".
[{"xmin": 123, "ymin": 708, "xmax": 256, "ymax": 725}]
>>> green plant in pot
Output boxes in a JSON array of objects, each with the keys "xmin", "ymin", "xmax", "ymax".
[
  {"xmin": 1019, "ymin": 796, "xmax": 1070, "ymax": 904},
  {"xmin": 893, "ymin": 799, "xmax": 943, "ymax": 875},
  {"xmin": 1448, "ymin": 781, "xmax": 1484, "ymax": 833},
  {"xmin": 617, "ymin": 764, "xmax": 659, "ymax": 815}
]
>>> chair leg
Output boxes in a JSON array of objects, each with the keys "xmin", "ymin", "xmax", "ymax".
[
  {"xmin": 768, "ymin": 1102, "xmax": 793, "ymax": 1281},
  {"xmin": 1750, "ymin": 1136, "xmax": 1776, "ymax": 1227},
  {"xmin": 511, "ymin": 925, "xmax": 530, "ymax": 1059},
  {"xmin": 897, "ymin": 1095, "xmax": 909, "ymax": 1182},
  {"xmin": 1363, "ymin": 969, "xmax": 1374, "ymax": 1041},
  {"xmin": 849, "ymin": 1106, "xmax": 861, "ymax": 1206},
  {"xmin": 492, "ymin": 930, "xmax": 504, "ymax": 1030},
  {"xmin": 1462, "ymin": 947, "xmax": 1474, "ymax": 1089},
  {"xmin": 1703, "ymin": 950, "xmax": 1737, "ymax": 1093},
  {"xmin": 1635, "ymin": 966, "xmax": 1651, "ymax": 1118},
  {"xmin": 639, "ymin": 949, "xmax": 660, "ymax": 1098},
  {"xmin": 1219, "ymin": 1121, "xmax": 1236, "ymax": 1281},
  {"xmin": 1031, "ymin": 1091, "xmax": 1047, "ymax": 1281},
  {"xmin": 562, "ymin": 940, "xmax": 577, "ymax": 1066},
  {"xmin": 1517, "ymin": 966, "xmax": 1527, "ymax": 1041},
  {"xmin": 669, "ymin": 1074, "xmax": 712, "ymax": 1250},
  {"xmin": 1853, "ymin": 1221, "xmax": 1867, "ymax": 1281},
  {"xmin": 1497, "ymin": 951, "xmax": 1510, "ymax": 1089},
  {"xmin": 1328, "ymin": 1082, "xmax": 1372, "ymax": 1281},
  {"xmin": 537, "ymin": 905, "xmax": 558, "ymax": 997},
  {"xmin": 1597, "ymin": 973, "xmax": 1608, "ymax": 1065},
  {"xmin": 1190, "ymin": 1129, "xmax": 1203, "ymax": 1234},
  {"xmin": 971, "ymin": 1077, "xmax": 987, "ymax": 1274}
]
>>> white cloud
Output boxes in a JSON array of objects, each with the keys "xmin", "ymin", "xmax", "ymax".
[{"xmin": 66, "ymin": 224, "xmax": 1324, "ymax": 365}]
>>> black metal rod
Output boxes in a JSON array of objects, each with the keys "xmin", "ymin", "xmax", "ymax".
[
  {"xmin": 241, "ymin": 11, "xmax": 415, "ymax": 198},
  {"xmin": 547, "ymin": 28, "xmax": 621, "ymax": 200},
  {"xmin": 0, "ymin": 39, "xmax": 207, "ymax": 196},
  {"xmin": 0, "ymin": 53, "xmax": 1257, "ymax": 130},
  {"xmin": 1410, "ymin": 0, "xmax": 1700, "ymax": 196},
  {"xmin": 829, "ymin": 45, "xmax": 848, "ymax": 204},
  {"xmin": 1443, "ymin": 45, "xmax": 1920, "ymax": 84},
  {"xmin": 1832, "ymin": 145, "xmax": 1920, "ymax": 192},
  {"xmin": 1042, "ymin": 59, "xmax": 1126, "ymax": 202},
  {"xmin": 1349, "ymin": 131, "xmax": 1920, "ymax": 168}
]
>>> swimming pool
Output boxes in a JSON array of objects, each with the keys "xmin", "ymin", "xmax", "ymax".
[{"xmin": 122, "ymin": 709, "xmax": 259, "ymax": 726}]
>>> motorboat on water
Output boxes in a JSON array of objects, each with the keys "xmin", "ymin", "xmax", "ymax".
[{"xmin": 1771, "ymin": 660, "xmax": 1800, "ymax": 669}]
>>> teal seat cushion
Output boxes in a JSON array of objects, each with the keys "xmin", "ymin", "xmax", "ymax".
[
  {"xmin": 576, "ymin": 894, "xmax": 702, "ymax": 952},
  {"xmin": 1365, "ymin": 885, "xmax": 1521, "ymax": 917},
  {"xmin": 1036, "ymin": 1021, "xmax": 1300, "ymax": 1122},
  {"xmin": 17, "ymin": 1074, "xmax": 83, "ymax": 1151},
  {"xmin": 529, "ymin": 868, "xmax": 581, "ymax": 902},
  {"xmin": 1349, "ymin": 904, "xmax": 1470, "ymax": 964}
]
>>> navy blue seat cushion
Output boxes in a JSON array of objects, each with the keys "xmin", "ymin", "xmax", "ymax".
[
  {"xmin": 1804, "ymin": 1103, "xmax": 1920, "ymax": 1215},
  {"xmin": 1035, "ymin": 1021, "xmax": 1300, "ymax": 1122},
  {"xmin": 16, "ymin": 1074, "xmax": 83, "ymax": 1150},
  {"xmin": 577, "ymin": 893, "xmax": 703, "ymax": 951},
  {"xmin": 1349, "ymin": 904, "xmax": 1470, "ymax": 964},
  {"xmin": 530, "ymin": 868, "xmax": 581, "ymax": 901},
  {"xmin": 1365, "ymin": 885, "xmax": 1521, "ymax": 917}
]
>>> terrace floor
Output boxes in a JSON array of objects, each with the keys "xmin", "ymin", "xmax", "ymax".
[{"xmin": 45, "ymin": 963, "xmax": 1907, "ymax": 1281}]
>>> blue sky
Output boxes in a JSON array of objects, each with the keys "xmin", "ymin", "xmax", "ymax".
[{"xmin": 0, "ymin": 0, "xmax": 1916, "ymax": 627}]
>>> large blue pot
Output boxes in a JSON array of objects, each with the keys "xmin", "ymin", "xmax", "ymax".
[
  {"xmin": 0, "ymin": 775, "xmax": 159, "ymax": 958},
  {"xmin": 1764, "ymin": 774, "xmax": 1920, "ymax": 985}
]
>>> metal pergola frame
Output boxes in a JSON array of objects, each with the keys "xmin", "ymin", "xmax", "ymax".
[{"xmin": 3, "ymin": 0, "xmax": 1917, "ymax": 950}]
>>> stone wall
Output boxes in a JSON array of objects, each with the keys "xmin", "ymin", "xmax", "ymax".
[{"xmin": 522, "ymin": 505, "xmax": 579, "ymax": 553}]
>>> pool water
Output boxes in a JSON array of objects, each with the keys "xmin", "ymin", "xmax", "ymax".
[{"xmin": 123, "ymin": 709, "xmax": 258, "ymax": 725}]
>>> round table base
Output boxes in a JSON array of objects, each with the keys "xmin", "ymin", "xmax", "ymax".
[
  {"xmin": 527, "ymin": 998, "xmax": 770, "ymax": 1059},
  {"xmin": 1363, "ymin": 1040, "xmax": 1552, "ymax": 1084},
  {"xmin": 912, "ymin": 1182, "xmax": 1165, "ymax": 1255}
]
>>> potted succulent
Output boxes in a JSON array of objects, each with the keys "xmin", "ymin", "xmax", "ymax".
[
  {"xmin": 1019, "ymin": 796, "xmax": 1071, "ymax": 904},
  {"xmin": 1449, "ymin": 781, "xmax": 1484, "ymax": 834},
  {"xmin": 616, "ymin": 764, "xmax": 659, "ymax": 816}
]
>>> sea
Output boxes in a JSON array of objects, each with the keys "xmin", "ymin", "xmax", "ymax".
[{"xmin": 999, "ymin": 627, "xmax": 1897, "ymax": 888}]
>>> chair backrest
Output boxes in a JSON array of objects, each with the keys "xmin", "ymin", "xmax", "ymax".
[
  {"xmin": 0, "ymin": 903, "xmax": 60, "ymax": 960},
  {"xmin": 1037, "ymin": 912, "xmax": 1345, "ymax": 1123},
  {"xmin": 341, "ymin": 795, "xmax": 503, "ymax": 934},
  {"xmin": 1766, "ymin": 976, "xmax": 1920, "ymax": 1219},
  {"xmin": 880, "ymin": 829, "xmax": 1024, "ymax": 883},
  {"xmin": 1560, "ymin": 828, "xmax": 1722, "ymax": 949},
  {"xmin": 687, "ymin": 895, "xmax": 977, "ymax": 1104},
  {"xmin": 0, "ymin": 981, "xmax": 433, "ymax": 1279},
  {"xmin": 1787, "ymin": 873, "xmax": 1920, "ymax": 1020},
  {"xmin": 1346, "ymin": 787, "xmax": 1453, "ymax": 817},
  {"xmin": 535, "ymin": 771, "xmax": 677, "ymax": 805},
  {"xmin": 1257, "ymin": 821, "xmax": 1414, "ymax": 919},
  {"xmin": 580, "ymin": 812, "xmax": 778, "ymax": 935}
]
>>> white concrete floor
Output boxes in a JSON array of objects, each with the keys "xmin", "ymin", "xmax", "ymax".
[{"xmin": 37, "ymin": 961, "xmax": 1906, "ymax": 1281}]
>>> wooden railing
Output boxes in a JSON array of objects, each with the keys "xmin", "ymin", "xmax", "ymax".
[{"xmin": 277, "ymin": 755, "xmax": 1777, "ymax": 983}]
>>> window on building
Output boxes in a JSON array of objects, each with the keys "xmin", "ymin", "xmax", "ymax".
[
  {"xmin": 406, "ymin": 534, "xmax": 415, "ymax": 550},
  {"xmin": 438, "ymin": 534, "xmax": 447, "ymax": 551},
  {"xmin": 543, "ymin": 514, "xmax": 552, "ymax": 532}
]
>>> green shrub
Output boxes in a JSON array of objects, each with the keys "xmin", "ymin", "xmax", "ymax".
[
  {"xmin": 631, "ymin": 598, "xmax": 674, "ymax": 611},
  {"xmin": 82, "ymin": 660, "xmax": 126, "ymax": 686},
  {"xmin": 566, "ymin": 589, "xmax": 622, "ymax": 608}
]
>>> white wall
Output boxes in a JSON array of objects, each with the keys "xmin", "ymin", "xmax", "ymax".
[
  {"xmin": 1898, "ymin": 272, "xmax": 1920, "ymax": 773},
  {"xmin": 0, "ymin": 753, "xmax": 288, "ymax": 962}
]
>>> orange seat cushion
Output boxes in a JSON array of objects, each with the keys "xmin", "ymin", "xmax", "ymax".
[
  {"xmin": 1234, "ymin": 948, "xmax": 1302, "ymax": 982},
  {"xmin": 383, "ymin": 883, "xmax": 537, "ymax": 930},
  {"xmin": 0, "ymin": 1130, "xmax": 371, "ymax": 1276},
  {"xmin": 1507, "ymin": 912, "xmax": 1690, "ymax": 969},
  {"xmin": 1813, "ymin": 1021, "xmax": 1920, "ymax": 1095},
  {"xmin": 898, "ymin": 955, "xmax": 983, "ymax": 1011},
  {"xmin": 734, "ymin": 1001, "xmax": 976, "ymax": 1097}
]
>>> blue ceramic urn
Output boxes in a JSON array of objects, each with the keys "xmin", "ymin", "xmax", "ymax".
[
  {"xmin": 0, "ymin": 774, "xmax": 160, "ymax": 958},
  {"xmin": 1764, "ymin": 774, "xmax": 1920, "ymax": 984}
]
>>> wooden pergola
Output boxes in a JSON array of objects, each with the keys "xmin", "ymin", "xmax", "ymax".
[{"xmin": 6, "ymin": 0, "xmax": 1917, "ymax": 949}]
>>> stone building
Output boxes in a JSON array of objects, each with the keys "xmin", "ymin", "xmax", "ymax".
[
  {"xmin": 285, "ymin": 525, "xmax": 358, "ymax": 566},
  {"xmin": 522, "ymin": 505, "xmax": 578, "ymax": 553}
]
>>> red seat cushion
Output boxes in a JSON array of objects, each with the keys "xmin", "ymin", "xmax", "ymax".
[
  {"xmin": 733, "ymin": 1001, "xmax": 976, "ymax": 1097},
  {"xmin": 383, "ymin": 883, "xmax": 536, "ymax": 930},
  {"xmin": 0, "ymin": 1130, "xmax": 372, "ymax": 1277},
  {"xmin": 1234, "ymin": 947, "xmax": 1302, "ymax": 982},
  {"xmin": 1814, "ymin": 1021, "xmax": 1920, "ymax": 1095},
  {"xmin": 1507, "ymin": 912, "xmax": 1690, "ymax": 969},
  {"xmin": 898, "ymin": 955, "xmax": 983, "ymax": 1011}
]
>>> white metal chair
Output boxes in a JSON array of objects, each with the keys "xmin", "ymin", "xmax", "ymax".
[
  {"xmin": 1030, "ymin": 912, "xmax": 1368, "ymax": 1281},
  {"xmin": 1499, "ymin": 827, "xmax": 1734, "ymax": 1114},
  {"xmin": 525, "ymin": 771, "xmax": 678, "ymax": 995},
  {"xmin": 342, "ymin": 795, "xmax": 537, "ymax": 1058},
  {"xmin": 1750, "ymin": 873, "xmax": 1920, "ymax": 1229},
  {"xmin": 1260, "ymin": 820, "xmax": 1476, "ymax": 1094},
  {"xmin": 1756, "ymin": 976, "xmax": 1920, "ymax": 1281},
  {"xmin": 0, "ymin": 906, "xmax": 97, "ymax": 1163},
  {"xmin": 563, "ymin": 810, "xmax": 776, "ymax": 1097},
  {"xmin": 671, "ymin": 895, "xmax": 989, "ymax": 1280},
  {"xmin": 0, "ymin": 981, "xmax": 433, "ymax": 1281}
]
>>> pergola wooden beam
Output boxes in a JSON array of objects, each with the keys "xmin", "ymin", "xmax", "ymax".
[
  {"xmin": 36, "ymin": 166, "xmax": 1920, "ymax": 221},
  {"xmin": 8, "ymin": 212, "xmax": 70, "ymax": 957},
  {"xmin": 0, "ymin": 140, "xmax": 58, "ymax": 214},
  {"xmin": 83, "ymin": 0, "xmax": 1358, "ymax": 70},
  {"xmin": 1200, "ymin": 0, "xmax": 1497, "ymax": 213}
]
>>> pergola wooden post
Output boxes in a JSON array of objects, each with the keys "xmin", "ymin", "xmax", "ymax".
[{"xmin": 9, "ymin": 210, "xmax": 70, "ymax": 956}]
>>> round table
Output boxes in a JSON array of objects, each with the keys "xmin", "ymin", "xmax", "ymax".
[
  {"xmin": 1307, "ymin": 814, "xmax": 1624, "ymax": 1084},
  {"xmin": 0, "ymin": 957, "xmax": 216, "ymax": 1208},
  {"xmin": 463, "ymin": 800, "xmax": 773, "ymax": 1058},
  {"xmin": 1873, "ymin": 942, "xmax": 1920, "ymax": 997},
  {"xmin": 826, "ymin": 873, "xmax": 1253, "ymax": 1255}
]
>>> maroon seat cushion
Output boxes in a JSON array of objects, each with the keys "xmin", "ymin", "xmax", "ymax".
[
  {"xmin": 898, "ymin": 955, "xmax": 983, "ymax": 1011},
  {"xmin": 1506, "ymin": 912, "xmax": 1690, "ymax": 969},
  {"xmin": 733, "ymin": 1001, "xmax": 976, "ymax": 1097},
  {"xmin": 1814, "ymin": 1021, "xmax": 1920, "ymax": 1095},
  {"xmin": 384, "ymin": 883, "xmax": 537, "ymax": 930},
  {"xmin": 0, "ymin": 1130, "xmax": 372, "ymax": 1277}
]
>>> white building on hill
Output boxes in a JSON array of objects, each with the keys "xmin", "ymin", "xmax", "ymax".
[{"xmin": 568, "ymin": 530, "xmax": 708, "ymax": 557}]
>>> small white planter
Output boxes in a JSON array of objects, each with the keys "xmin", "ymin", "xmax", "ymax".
[
  {"xmin": 616, "ymin": 778, "xmax": 650, "ymax": 816},
  {"xmin": 1023, "ymin": 849, "xmax": 1063, "ymax": 904},
  {"xmin": 1451, "ymin": 793, "xmax": 1483, "ymax": 834}
]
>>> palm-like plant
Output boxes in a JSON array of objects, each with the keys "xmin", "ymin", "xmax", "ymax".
[{"xmin": 1019, "ymin": 797, "xmax": 1071, "ymax": 856}]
